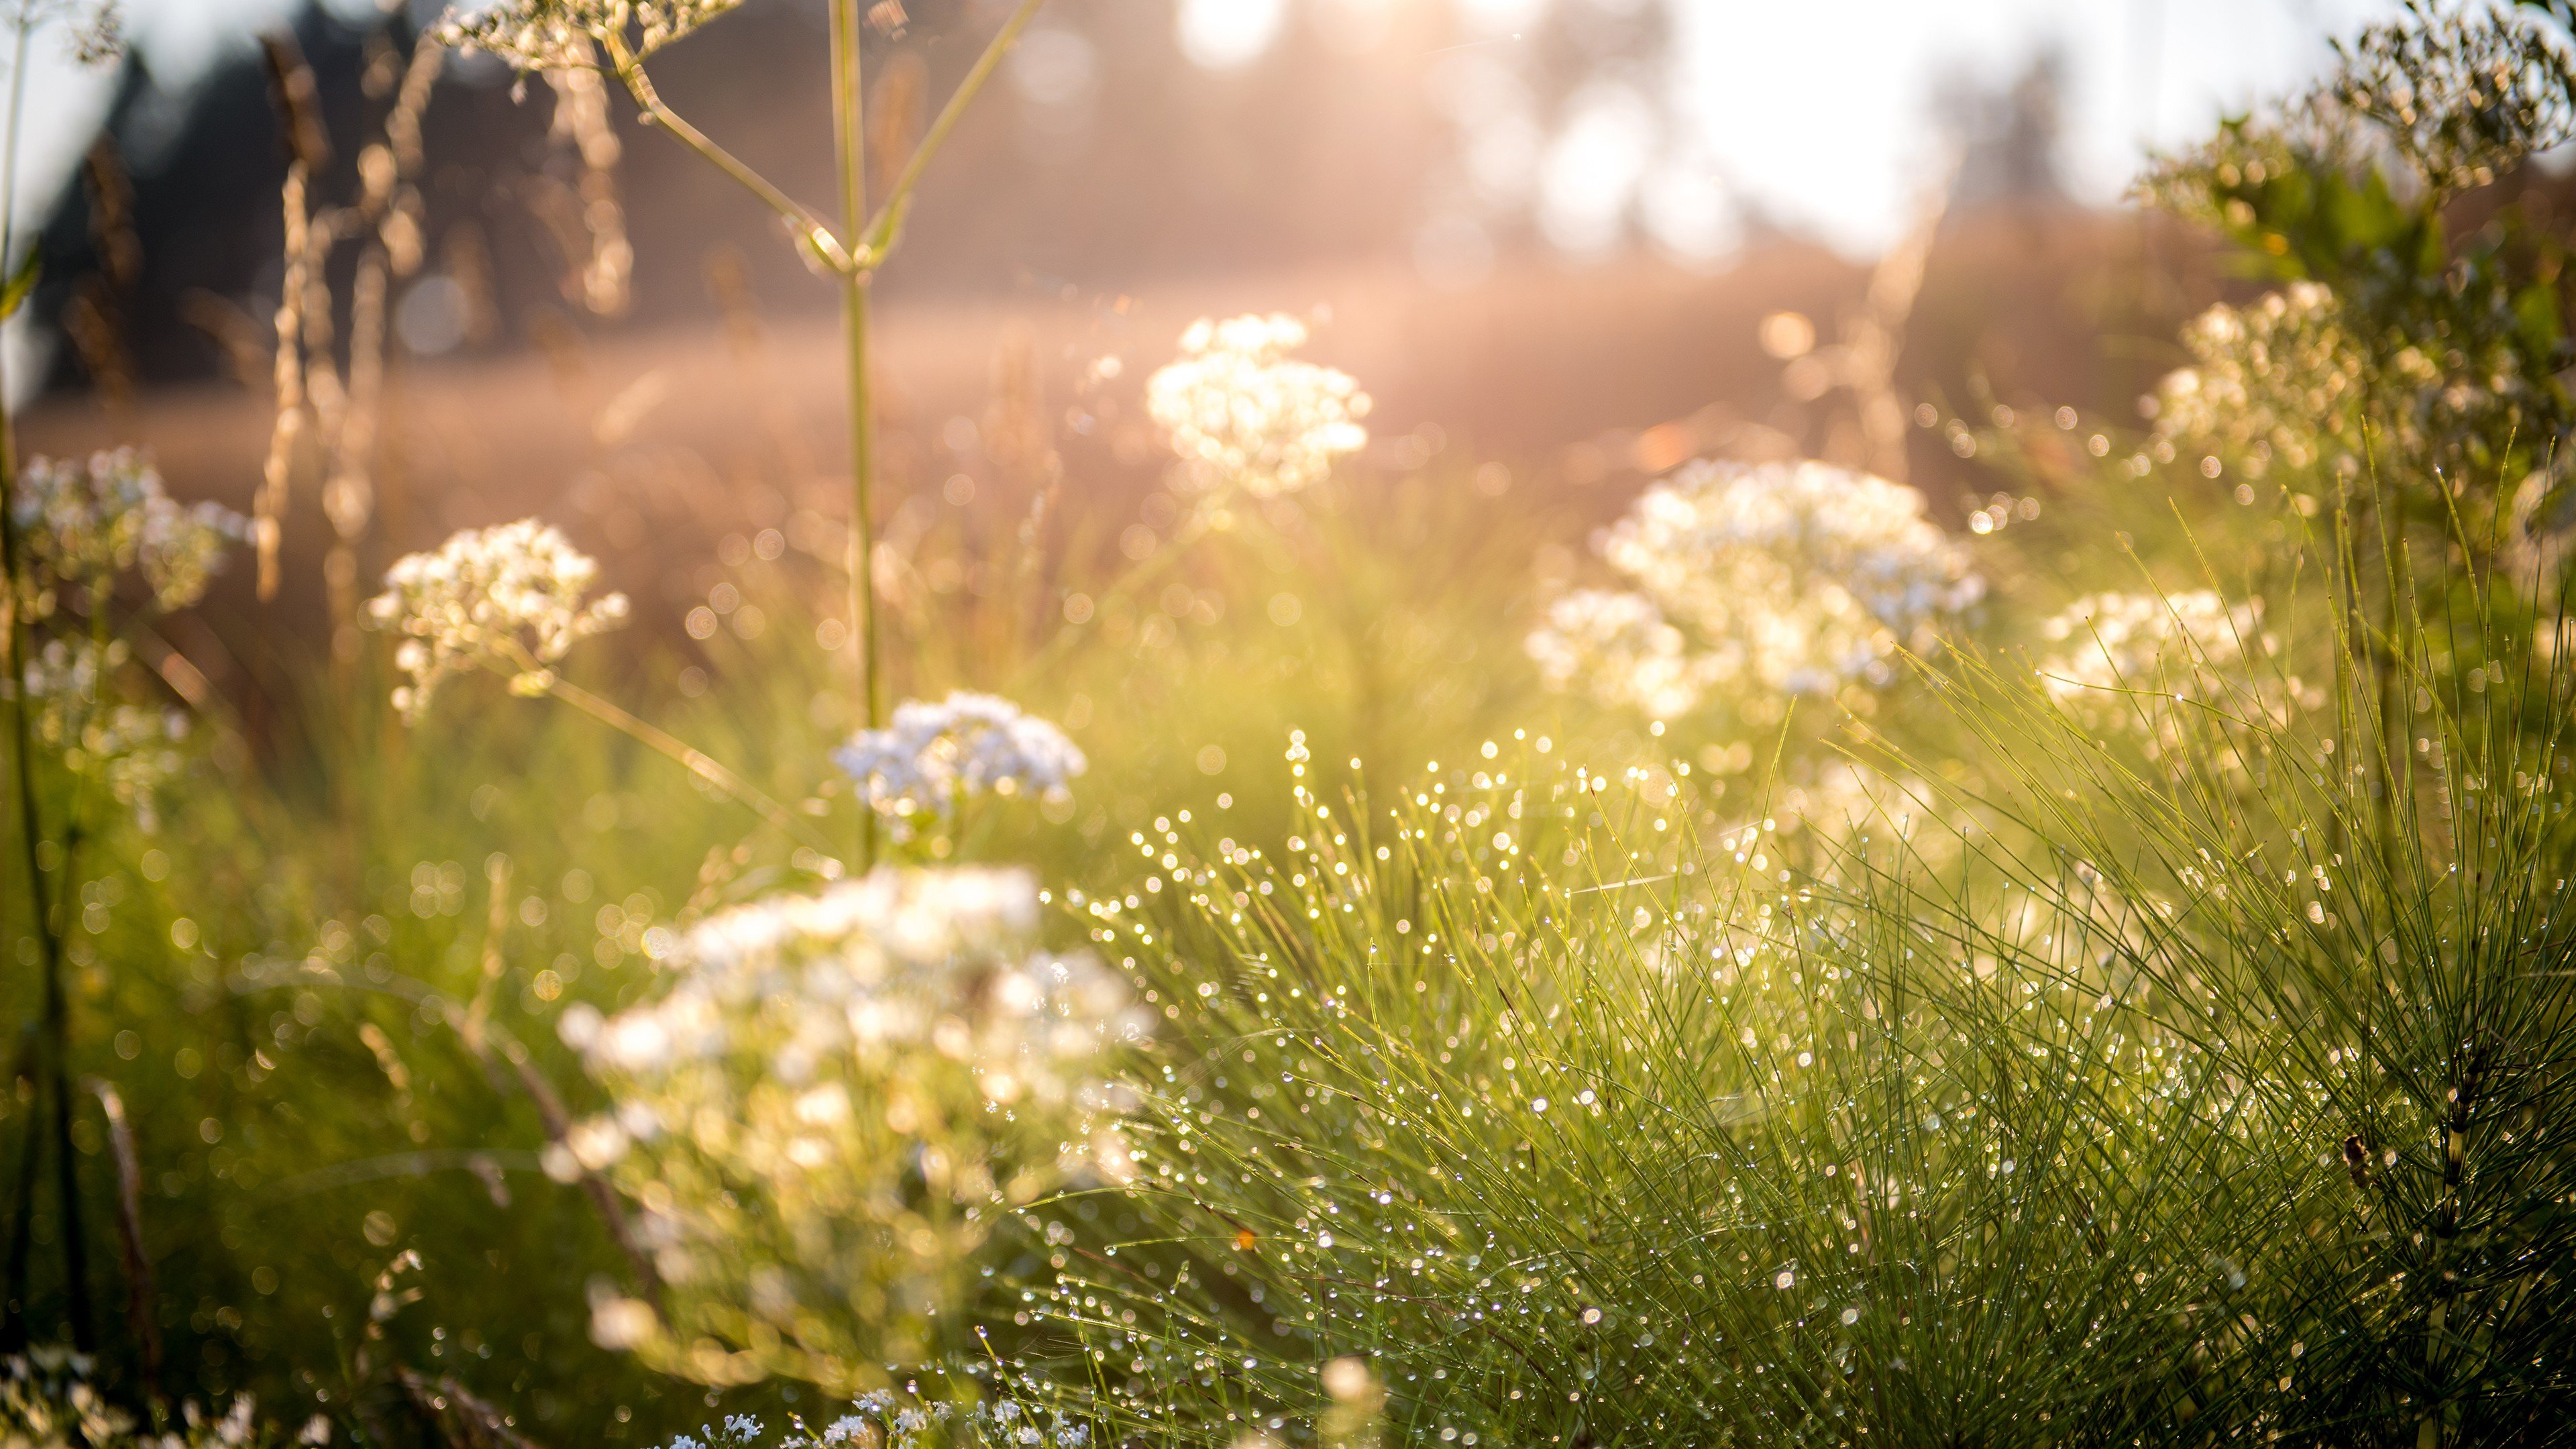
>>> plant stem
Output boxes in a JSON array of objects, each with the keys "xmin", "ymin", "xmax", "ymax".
[
  {"xmin": 602, "ymin": 35, "xmax": 848, "ymax": 270},
  {"xmin": 0, "ymin": 7, "xmax": 93, "ymax": 1356},
  {"xmin": 829, "ymin": 0, "xmax": 880, "ymax": 872},
  {"xmin": 539, "ymin": 674, "xmax": 836, "ymax": 857},
  {"xmin": 83, "ymin": 1077, "xmax": 160, "ymax": 1397},
  {"xmin": 591, "ymin": 0, "xmax": 1052, "ymax": 875},
  {"xmin": 857, "ymin": 0, "xmax": 1051, "ymax": 259}
]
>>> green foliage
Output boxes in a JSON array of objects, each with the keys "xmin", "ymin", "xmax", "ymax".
[
  {"xmin": 7, "ymin": 4, "xmax": 2576, "ymax": 1448},
  {"xmin": 2143, "ymin": 0, "xmax": 2576, "ymax": 535}
]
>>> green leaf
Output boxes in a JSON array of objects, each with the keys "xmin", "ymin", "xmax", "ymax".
[
  {"xmin": 0, "ymin": 248, "xmax": 38, "ymax": 321},
  {"xmin": 2513, "ymin": 280, "xmax": 2563, "ymax": 356}
]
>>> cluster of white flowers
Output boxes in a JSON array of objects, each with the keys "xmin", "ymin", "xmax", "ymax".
[
  {"xmin": 2036, "ymin": 590, "xmax": 2317, "ymax": 759},
  {"xmin": 3, "ymin": 641, "xmax": 191, "ymax": 832},
  {"xmin": 1145, "ymin": 314, "xmax": 1371, "ymax": 498},
  {"xmin": 558, "ymin": 868, "xmax": 1143, "ymax": 1385},
  {"xmin": 2155, "ymin": 282, "xmax": 2393, "ymax": 482},
  {"xmin": 2157, "ymin": 280, "xmax": 2545, "ymax": 498},
  {"xmin": 10, "ymin": 449, "xmax": 248, "ymax": 615},
  {"xmin": 835, "ymin": 692, "xmax": 1086, "ymax": 822},
  {"xmin": 2037, "ymin": 590, "xmax": 2260, "ymax": 704},
  {"xmin": 657, "ymin": 1395, "xmax": 1091, "ymax": 1449},
  {"xmin": 566, "ymin": 867, "xmax": 1134, "ymax": 1106},
  {"xmin": 366, "ymin": 519, "xmax": 629, "ymax": 722},
  {"xmin": 437, "ymin": 0, "xmax": 738, "ymax": 70},
  {"xmin": 1523, "ymin": 590, "xmax": 1707, "ymax": 721},
  {"xmin": 1529, "ymin": 460, "xmax": 1982, "ymax": 717},
  {"xmin": 5, "ymin": 1348, "xmax": 267, "ymax": 1449}
]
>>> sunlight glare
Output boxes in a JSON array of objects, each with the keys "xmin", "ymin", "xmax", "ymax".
[{"xmin": 1178, "ymin": 0, "xmax": 1289, "ymax": 69}]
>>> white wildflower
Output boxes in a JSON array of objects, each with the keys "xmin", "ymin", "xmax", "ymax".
[
  {"xmin": 6, "ymin": 639, "xmax": 188, "ymax": 831},
  {"xmin": 2037, "ymin": 590, "xmax": 2316, "ymax": 761},
  {"xmin": 1531, "ymin": 460, "xmax": 1980, "ymax": 717},
  {"xmin": 436, "ymin": 0, "xmax": 739, "ymax": 71},
  {"xmin": 1146, "ymin": 314, "xmax": 1371, "ymax": 498},
  {"xmin": 2037, "ymin": 590, "xmax": 2259, "ymax": 704},
  {"xmin": 2155, "ymin": 282, "xmax": 2394, "ymax": 482},
  {"xmin": 9, "ymin": 448, "xmax": 247, "ymax": 615},
  {"xmin": 1525, "ymin": 589, "xmax": 1716, "ymax": 719},
  {"xmin": 574, "ymin": 867, "xmax": 1144, "ymax": 1384},
  {"xmin": 583, "ymin": 867, "xmax": 1123, "ymax": 1089},
  {"xmin": 2157, "ymin": 278, "xmax": 2545, "ymax": 508},
  {"xmin": 835, "ymin": 691, "xmax": 1085, "ymax": 822},
  {"xmin": 365, "ymin": 519, "xmax": 629, "ymax": 722}
]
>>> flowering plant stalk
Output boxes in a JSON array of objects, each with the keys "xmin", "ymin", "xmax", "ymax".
[
  {"xmin": 0, "ymin": 449, "xmax": 241, "ymax": 1360},
  {"xmin": 1010, "ymin": 314, "xmax": 1373, "ymax": 690},
  {"xmin": 439, "ymin": 0, "xmax": 1051, "ymax": 867},
  {"xmin": 0, "ymin": 0, "xmax": 126, "ymax": 1361},
  {"xmin": 368, "ymin": 519, "xmax": 831, "ymax": 854},
  {"xmin": 557, "ymin": 867, "xmax": 1145, "ymax": 1390}
]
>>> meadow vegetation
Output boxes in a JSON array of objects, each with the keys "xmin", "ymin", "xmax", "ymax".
[{"xmin": 4, "ymin": 1, "xmax": 2575, "ymax": 1447}]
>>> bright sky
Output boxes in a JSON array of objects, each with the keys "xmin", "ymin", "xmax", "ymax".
[
  {"xmin": 1659, "ymin": 0, "xmax": 2396, "ymax": 253},
  {"xmin": 5, "ymin": 0, "xmax": 2400, "ymax": 261}
]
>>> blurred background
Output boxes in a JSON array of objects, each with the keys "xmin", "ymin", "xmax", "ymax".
[{"xmin": 4, "ymin": 0, "xmax": 2396, "ymax": 630}]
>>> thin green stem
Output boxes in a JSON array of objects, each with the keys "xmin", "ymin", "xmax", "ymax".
[
  {"xmin": 829, "ymin": 0, "xmax": 880, "ymax": 872},
  {"xmin": 539, "ymin": 674, "xmax": 837, "ymax": 857},
  {"xmin": 601, "ymin": 36, "xmax": 849, "ymax": 271},
  {"xmin": 0, "ymin": 7, "xmax": 94, "ymax": 1356},
  {"xmin": 856, "ymin": 0, "xmax": 1049, "ymax": 262}
]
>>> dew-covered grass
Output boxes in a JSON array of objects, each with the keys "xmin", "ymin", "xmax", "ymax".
[{"xmin": 7, "ymin": 3, "xmax": 2576, "ymax": 1448}]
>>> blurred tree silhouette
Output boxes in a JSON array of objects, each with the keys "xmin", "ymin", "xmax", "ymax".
[{"xmin": 29, "ymin": 0, "xmax": 1707, "ymax": 398}]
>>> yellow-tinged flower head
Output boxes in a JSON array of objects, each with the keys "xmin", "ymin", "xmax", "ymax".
[
  {"xmin": 436, "ymin": 0, "xmax": 740, "ymax": 70},
  {"xmin": 366, "ymin": 519, "xmax": 628, "ymax": 722},
  {"xmin": 1147, "ymin": 313, "xmax": 1371, "ymax": 498}
]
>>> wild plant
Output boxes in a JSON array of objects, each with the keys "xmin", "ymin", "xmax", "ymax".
[
  {"xmin": 1, "ymin": 449, "xmax": 242, "ymax": 1360},
  {"xmin": 554, "ymin": 865, "xmax": 1146, "ymax": 1390},
  {"xmin": 1006, "ymin": 715, "xmax": 2335, "ymax": 1446},
  {"xmin": 1145, "ymin": 315, "xmax": 1373, "ymax": 505},
  {"xmin": 835, "ymin": 692, "xmax": 1085, "ymax": 849},
  {"xmin": 0, "ymin": 0, "xmax": 131, "ymax": 1363},
  {"xmin": 2, "ymin": 1344, "xmax": 287, "ymax": 1449},
  {"xmin": 1894, "ymin": 500, "xmax": 2576, "ymax": 1442},
  {"xmin": 366, "ymin": 518, "xmax": 835, "ymax": 855},
  {"xmin": 1013, "ymin": 7, "xmax": 2576, "ymax": 1446},
  {"xmin": 636, "ymin": 1381, "xmax": 1102, "ymax": 1449},
  {"xmin": 2140, "ymin": 0, "xmax": 2576, "ymax": 559},
  {"xmin": 250, "ymin": 13, "xmax": 447, "ymax": 618},
  {"xmin": 1008, "ymin": 314, "xmax": 1375, "ymax": 692},
  {"xmin": 437, "ymin": 0, "xmax": 1051, "ymax": 857},
  {"xmin": 1525, "ymin": 458, "xmax": 1982, "ymax": 727}
]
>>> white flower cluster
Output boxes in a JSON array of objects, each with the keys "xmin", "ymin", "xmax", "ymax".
[
  {"xmin": 437, "ymin": 0, "xmax": 738, "ymax": 70},
  {"xmin": 1529, "ymin": 460, "xmax": 1982, "ymax": 717},
  {"xmin": 2155, "ymin": 282, "xmax": 2394, "ymax": 482},
  {"xmin": 567, "ymin": 867, "xmax": 1133, "ymax": 1102},
  {"xmin": 2037, "ymin": 590, "xmax": 2261, "ymax": 704},
  {"xmin": 15, "ymin": 641, "xmax": 190, "ymax": 833},
  {"xmin": 366, "ymin": 519, "xmax": 629, "ymax": 722},
  {"xmin": 5, "ymin": 1348, "xmax": 268, "ymax": 1449},
  {"xmin": 9, "ymin": 449, "xmax": 248, "ymax": 615},
  {"xmin": 835, "ymin": 692, "xmax": 1086, "ymax": 822},
  {"xmin": 557, "ymin": 868, "xmax": 1144, "ymax": 1385},
  {"xmin": 2036, "ymin": 590, "xmax": 2316, "ymax": 760},
  {"xmin": 1522, "ymin": 590, "xmax": 1703, "ymax": 721},
  {"xmin": 2156, "ymin": 279, "xmax": 2546, "ymax": 500},
  {"xmin": 1146, "ymin": 314, "xmax": 1371, "ymax": 498},
  {"xmin": 657, "ymin": 1395, "xmax": 1091, "ymax": 1449}
]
